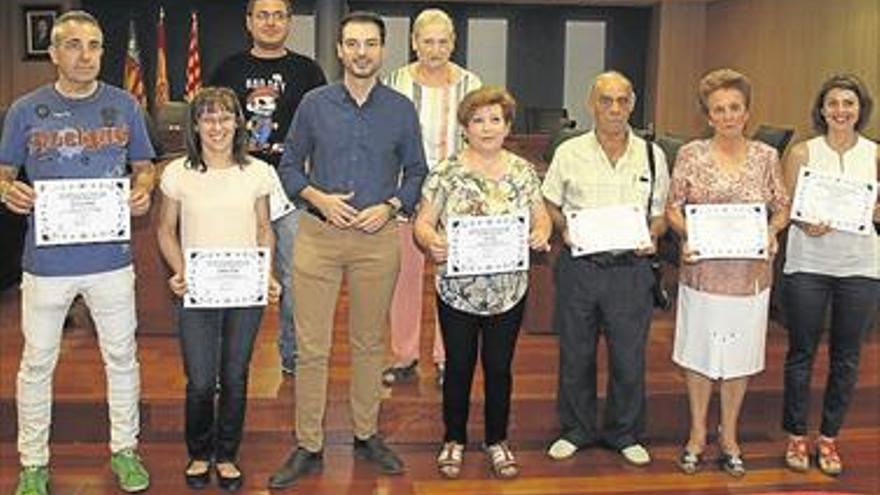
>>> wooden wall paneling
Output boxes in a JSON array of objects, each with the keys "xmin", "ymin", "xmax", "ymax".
[
  {"xmin": 652, "ymin": 0, "xmax": 706, "ymax": 138},
  {"xmin": 704, "ymin": 0, "xmax": 880, "ymax": 143},
  {"xmin": 1, "ymin": 0, "xmax": 80, "ymax": 109}
]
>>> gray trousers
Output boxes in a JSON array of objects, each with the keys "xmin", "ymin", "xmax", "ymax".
[{"xmin": 553, "ymin": 249, "xmax": 654, "ymax": 449}]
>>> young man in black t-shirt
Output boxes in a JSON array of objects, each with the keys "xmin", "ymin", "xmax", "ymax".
[{"xmin": 210, "ymin": 0, "xmax": 326, "ymax": 385}]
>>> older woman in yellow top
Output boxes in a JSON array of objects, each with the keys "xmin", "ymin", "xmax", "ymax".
[
  {"xmin": 414, "ymin": 86, "xmax": 550, "ymax": 479},
  {"xmin": 666, "ymin": 69, "xmax": 790, "ymax": 477}
]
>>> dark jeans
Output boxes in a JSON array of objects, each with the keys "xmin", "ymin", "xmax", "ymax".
[
  {"xmin": 177, "ymin": 304, "xmax": 264, "ymax": 461},
  {"xmin": 553, "ymin": 249, "xmax": 654, "ymax": 449},
  {"xmin": 782, "ymin": 272, "xmax": 879, "ymax": 437},
  {"xmin": 438, "ymin": 296, "xmax": 525, "ymax": 445}
]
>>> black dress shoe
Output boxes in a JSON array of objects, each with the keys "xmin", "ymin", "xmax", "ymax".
[
  {"xmin": 353, "ymin": 435, "xmax": 404, "ymax": 474},
  {"xmin": 267, "ymin": 447, "xmax": 323, "ymax": 488},
  {"xmin": 184, "ymin": 459, "xmax": 211, "ymax": 489},
  {"xmin": 215, "ymin": 463, "xmax": 243, "ymax": 492}
]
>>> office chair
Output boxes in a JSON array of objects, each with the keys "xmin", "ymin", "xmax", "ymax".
[
  {"xmin": 155, "ymin": 101, "xmax": 189, "ymax": 153},
  {"xmin": 525, "ymin": 107, "xmax": 574, "ymax": 135},
  {"xmin": 752, "ymin": 124, "xmax": 795, "ymax": 158}
]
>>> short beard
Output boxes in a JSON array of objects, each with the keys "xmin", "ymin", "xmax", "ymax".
[{"xmin": 254, "ymin": 38, "xmax": 286, "ymax": 52}]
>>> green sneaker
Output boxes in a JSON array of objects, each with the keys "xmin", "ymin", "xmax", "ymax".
[
  {"xmin": 14, "ymin": 466, "xmax": 49, "ymax": 495},
  {"xmin": 110, "ymin": 448, "xmax": 150, "ymax": 493}
]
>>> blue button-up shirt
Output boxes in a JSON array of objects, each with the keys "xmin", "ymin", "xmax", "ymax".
[{"xmin": 278, "ymin": 82, "xmax": 427, "ymax": 214}]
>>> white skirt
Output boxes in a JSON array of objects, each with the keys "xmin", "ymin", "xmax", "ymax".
[{"xmin": 672, "ymin": 285, "xmax": 770, "ymax": 380}]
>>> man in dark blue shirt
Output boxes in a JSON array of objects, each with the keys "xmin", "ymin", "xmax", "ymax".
[{"xmin": 269, "ymin": 11, "xmax": 427, "ymax": 488}]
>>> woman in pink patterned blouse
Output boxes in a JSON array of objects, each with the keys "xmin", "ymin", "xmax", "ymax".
[{"xmin": 665, "ymin": 69, "xmax": 790, "ymax": 477}]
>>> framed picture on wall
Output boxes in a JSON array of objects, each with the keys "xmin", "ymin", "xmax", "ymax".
[{"xmin": 23, "ymin": 6, "xmax": 60, "ymax": 60}]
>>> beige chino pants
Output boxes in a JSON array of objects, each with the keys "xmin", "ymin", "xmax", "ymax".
[{"xmin": 292, "ymin": 213, "xmax": 400, "ymax": 452}]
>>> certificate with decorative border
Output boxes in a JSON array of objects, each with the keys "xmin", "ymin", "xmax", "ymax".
[
  {"xmin": 33, "ymin": 178, "xmax": 130, "ymax": 247},
  {"xmin": 566, "ymin": 205, "xmax": 652, "ymax": 257},
  {"xmin": 446, "ymin": 212, "xmax": 529, "ymax": 277},
  {"xmin": 268, "ymin": 167, "xmax": 295, "ymax": 221},
  {"xmin": 686, "ymin": 203, "xmax": 768, "ymax": 260},
  {"xmin": 184, "ymin": 248, "xmax": 270, "ymax": 308},
  {"xmin": 791, "ymin": 168, "xmax": 877, "ymax": 236}
]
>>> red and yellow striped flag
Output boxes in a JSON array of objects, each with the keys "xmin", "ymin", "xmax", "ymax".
[
  {"xmin": 154, "ymin": 7, "xmax": 170, "ymax": 109},
  {"xmin": 184, "ymin": 11, "xmax": 202, "ymax": 101},
  {"xmin": 123, "ymin": 19, "xmax": 146, "ymax": 107}
]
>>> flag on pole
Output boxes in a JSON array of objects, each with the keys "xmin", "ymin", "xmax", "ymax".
[
  {"xmin": 185, "ymin": 11, "xmax": 202, "ymax": 101},
  {"xmin": 123, "ymin": 19, "xmax": 147, "ymax": 107},
  {"xmin": 154, "ymin": 7, "xmax": 170, "ymax": 110}
]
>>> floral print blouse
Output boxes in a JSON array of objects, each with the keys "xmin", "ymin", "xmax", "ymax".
[
  {"xmin": 422, "ymin": 151, "xmax": 543, "ymax": 315},
  {"xmin": 668, "ymin": 139, "xmax": 790, "ymax": 295}
]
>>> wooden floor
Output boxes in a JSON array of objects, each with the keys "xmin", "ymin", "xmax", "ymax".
[{"xmin": 0, "ymin": 281, "xmax": 878, "ymax": 495}]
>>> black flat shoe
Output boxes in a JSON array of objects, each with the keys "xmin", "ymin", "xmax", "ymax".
[
  {"xmin": 184, "ymin": 459, "xmax": 211, "ymax": 489},
  {"xmin": 382, "ymin": 360, "xmax": 418, "ymax": 386},
  {"xmin": 215, "ymin": 462, "xmax": 243, "ymax": 492}
]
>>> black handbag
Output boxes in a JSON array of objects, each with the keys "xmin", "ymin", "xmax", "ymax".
[{"xmin": 645, "ymin": 139, "xmax": 672, "ymax": 310}]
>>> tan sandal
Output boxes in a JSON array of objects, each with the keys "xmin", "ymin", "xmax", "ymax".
[
  {"xmin": 484, "ymin": 441, "xmax": 519, "ymax": 479},
  {"xmin": 785, "ymin": 435, "xmax": 809, "ymax": 472},
  {"xmin": 816, "ymin": 436, "xmax": 842, "ymax": 476},
  {"xmin": 437, "ymin": 442, "xmax": 464, "ymax": 479}
]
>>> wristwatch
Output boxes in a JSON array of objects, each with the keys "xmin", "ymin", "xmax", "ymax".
[{"xmin": 383, "ymin": 197, "xmax": 402, "ymax": 219}]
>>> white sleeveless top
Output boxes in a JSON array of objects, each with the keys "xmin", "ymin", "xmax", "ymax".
[{"xmin": 784, "ymin": 136, "xmax": 878, "ymax": 278}]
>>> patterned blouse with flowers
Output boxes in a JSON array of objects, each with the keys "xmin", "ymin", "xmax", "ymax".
[
  {"xmin": 423, "ymin": 151, "xmax": 543, "ymax": 315},
  {"xmin": 668, "ymin": 139, "xmax": 790, "ymax": 296}
]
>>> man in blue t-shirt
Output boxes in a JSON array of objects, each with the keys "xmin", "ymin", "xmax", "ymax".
[{"xmin": 0, "ymin": 11, "xmax": 155, "ymax": 495}]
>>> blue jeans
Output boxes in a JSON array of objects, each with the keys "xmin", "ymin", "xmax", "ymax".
[
  {"xmin": 177, "ymin": 304, "xmax": 263, "ymax": 461},
  {"xmin": 782, "ymin": 272, "xmax": 879, "ymax": 437},
  {"xmin": 273, "ymin": 210, "xmax": 299, "ymax": 364}
]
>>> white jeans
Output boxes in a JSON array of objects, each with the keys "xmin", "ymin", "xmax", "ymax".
[{"xmin": 17, "ymin": 265, "xmax": 141, "ymax": 467}]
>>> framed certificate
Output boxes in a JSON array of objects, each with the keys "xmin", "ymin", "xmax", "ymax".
[
  {"xmin": 33, "ymin": 178, "xmax": 130, "ymax": 246},
  {"xmin": 446, "ymin": 211, "xmax": 529, "ymax": 277},
  {"xmin": 791, "ymin": 168, "xmax": 877, "ymax": 235},
  {"xmin": 184, "ymin": 248, "xmax": 270, "ymax": 308},
  {"xmin": 268, "ymin": 167, "xmax": 295, "ymax": 222},
  {"xmin": 566, "ymin": 205, "xmax": 651, "ymax": 257},
  {"xmin": 686, "ymin": 203, "xmax": 768, "ymax": 260}
]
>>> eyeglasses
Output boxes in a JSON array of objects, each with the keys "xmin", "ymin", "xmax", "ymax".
[
  {"xmin": 57, "ymin": 39, "xmax": 103, "ymax": 53},
  {"xmin": 198, "ymin": 114, "xmax": 235, "ymax": 127},
  {"xmin": 251, "ymin": 10, "xmax": 289, "ymax": 22}
]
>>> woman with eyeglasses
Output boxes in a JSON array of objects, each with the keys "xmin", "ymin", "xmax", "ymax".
[{"xmin": 157, "ymin": 87, "xmax": 280, "ymax": 491}]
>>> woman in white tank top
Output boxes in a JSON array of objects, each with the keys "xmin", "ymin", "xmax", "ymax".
[{"xmin": 781, "ymin": 74, "xmax": 879, "ymax": 477}]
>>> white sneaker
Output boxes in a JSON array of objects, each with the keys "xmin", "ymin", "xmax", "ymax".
[
  {"xmin": 620, "ymin": 444, "xmax": 651, "ymax": 466},
  {"xmin": 547, "ymin": 438, "xmax": 578, "ymax": 460}
]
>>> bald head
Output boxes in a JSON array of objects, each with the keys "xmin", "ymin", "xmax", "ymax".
[
  {"xmin": 587, "ymin": 71, "xmax": 636, "ymax": 134},
  {"xmin": 588, "ymin": 71, "xmax": 635, "ymax": 106}
]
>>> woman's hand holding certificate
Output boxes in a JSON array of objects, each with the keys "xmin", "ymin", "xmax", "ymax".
[
  {"xmin": 446, "ymin": 212, "xmax": 529, "ymax": 277},
  {"xmin": 685, "ymin": 203, "xmax": 769, "ymax": 260},
  {"xmin": 791, "ymin": 168, "xmax": 877, "ymax": 235},
  {"xmin": 184, "ymin": 248, "xmax": 271, "ymax": 308}
]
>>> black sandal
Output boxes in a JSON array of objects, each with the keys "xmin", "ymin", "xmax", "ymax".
[
  {"xmin": 381, "ymin": 360, "xmax": 418, "ymax": 386},
  {"xmin": 677, "ymin": 450, "xmax": 702, "ymax": 474},
  {"xmin": 718, "ymin": 452, "xmax": 746, "ymax": 478}
]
